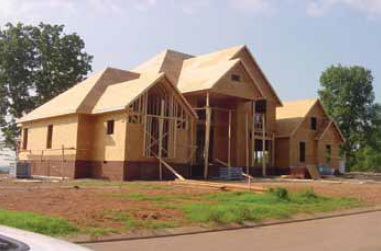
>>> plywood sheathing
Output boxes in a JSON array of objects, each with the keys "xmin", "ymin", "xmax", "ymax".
[
  {"xmin": 276, "ymin": 98, "xmax": 345, "ymax": 142},
  {"xmin": 18, "ymin": 68, "xmax": 139, "ymax": 123}
]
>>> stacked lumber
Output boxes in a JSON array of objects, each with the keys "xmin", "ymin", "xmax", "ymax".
[{"xmin": 172, "ymin": 179, "xmax": 265, "ymax": 193}]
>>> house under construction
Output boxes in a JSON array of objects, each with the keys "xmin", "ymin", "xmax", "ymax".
[{"xmin": 17, "ymin": 45, "xmax": 345, "ymax": 180}]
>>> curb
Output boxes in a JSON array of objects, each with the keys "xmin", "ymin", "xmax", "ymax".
[{"xmin": 74, "ymin": 207, "xmax": 381, "ymax": 244}]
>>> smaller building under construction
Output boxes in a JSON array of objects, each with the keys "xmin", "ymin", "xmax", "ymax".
[{"xmin": 17, "ymin": 45, "xmax": 345, "ymax": 180}]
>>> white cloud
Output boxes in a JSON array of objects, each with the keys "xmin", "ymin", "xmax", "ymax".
[
  {"xmin": 133, "ymin": 0, "xmax": 157, "ymax": 12},
  {"xmin": 228, "ymin": 0, "xmax": 276, "ymax": 14},
  {"xmin": 178, "ymin": 0, "xmax": 210, "ymax": 15},
  {"xmin": 307, "ymin": 0, "xmax": 381, "ymax": 17}
]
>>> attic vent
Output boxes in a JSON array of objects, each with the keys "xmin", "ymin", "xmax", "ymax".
[{"xmin": 231, "ymin": 74, "xmax": 241, "ymax": 82}]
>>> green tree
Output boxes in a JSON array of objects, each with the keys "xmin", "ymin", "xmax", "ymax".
[
  {"xmin": 0, "ymin": 23, "xmax": 93, "ymax": 148},
  {"xmin": 318, "ymin": 65, "xmax": 375, "ymax": 167}
]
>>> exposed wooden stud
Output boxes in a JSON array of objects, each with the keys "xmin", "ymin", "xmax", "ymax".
[
  {"xmin": 251, "ymin": 101, "xmax": 256, "ymax": 166},
  {"xmin": 262, "ymin": 113, "xmax": 266, "ymax": 177},
  {"xmin": 228, "ymin": 109, "xmax": 232, "ymax": 168},
  {"xmin": 204, "ymin": 92, "xmax": 211, "ymax": 180},
  {"xmin": 245, "ymin": 113, "xmax": 249, "ymax": 174},
  {"xmin": 272, "ymin": 132, "xmax": 275, "ymax": 167},
  {"xmin": 158, "ymin": 99, "xmax": 165, "ymax": 180}
]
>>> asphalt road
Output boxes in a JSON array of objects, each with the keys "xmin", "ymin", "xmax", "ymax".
[{"xmin": 84, "ymin": 211, "xmax": 381, "ymax": 251}]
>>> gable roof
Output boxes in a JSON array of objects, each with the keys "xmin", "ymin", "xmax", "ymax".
[
  {"xmin": 132, "ymin": 49, "xmax": 193, "ymax": 84},
  {"xmin": 232, "ymin": 46, "xmax": 282, "ymax": 106},
  {"xmin": 176, "ymin": 58, "xmax": 263, "ymax": 98},
  {"xmin": 18, "ymin": 68, "xmax": 139, "ymax": 123},
  {"xmin": 276, "ymin": 98, "xmax": 319, "ymax": 137},
  {"xmin": 276, "ymin": 98, "xmax": 345, "ymax": 142},
  {"xmin": 92, "ymin": 72, "xmax": 197, "ymax": 118},
  {"xmin": 132, "ymin": 45, "xmax": 279, "ymax": 103}
]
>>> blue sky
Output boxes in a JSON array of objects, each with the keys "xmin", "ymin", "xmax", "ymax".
[{"xmin": 0, "ymin": 0, "xmax": 380, "ymax": 102}]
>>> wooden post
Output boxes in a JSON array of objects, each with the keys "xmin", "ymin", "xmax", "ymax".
[
  {"xmin": 204, "ymin": 93, "xmax": 211, "ymax": 179},
  {"xmin": 245, "ymin": 113, "xmax": 249, "ymax": 174},
  {"xmin": 262, "ymin": 114, "xmax": 266, "ymax": 177},
  {"xmin": 123, "ymin": 110, "xmax": 130, "ymax": 181},
  {"xmin": 251, "ymin": 101, "xmax": 256, "ymax": 166},
  {"xmin": 272, "ymin": 132, "xmax": 275, "ymax": 167},
  {"xmin": 228, "ymin": 109, "xmax": 232, "ymax": 168},
  {"xmin": 159, "ymin": 99, "xmax": 165, "ymax": 180},
  {"xmin": 190, "ymin": 117, "xmax": 195, "ymax": 165},
  {"xmin": 61, "ymin": 145, "xmax": 65, "ymax": 181}
]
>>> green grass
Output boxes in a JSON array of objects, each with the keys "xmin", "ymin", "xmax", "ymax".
[
  {"xmin": 0, "ymin": 209, "xmax": 79, "ymax": 236},
  {"xmin": 180, "ymin": 189, "xmax": 360, "ymax": 225},
  {"xmin": 109, "ymin": 192, "xmax": 192, "ymax": 202}
]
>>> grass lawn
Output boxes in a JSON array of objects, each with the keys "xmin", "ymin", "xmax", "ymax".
[
  {"xmin": 0, "ymin": 209, "xmax": 78, "ymax": 236},
  {"xmin": 0, "ymin": 181, "xmax": 362, "ymax": 237}
]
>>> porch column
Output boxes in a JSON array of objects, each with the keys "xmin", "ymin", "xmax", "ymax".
[{"xmin": 204, "ymin": 93, "xmax": 211, "ymax": 179}]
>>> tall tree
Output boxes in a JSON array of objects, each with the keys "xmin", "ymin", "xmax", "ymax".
[
  {"xmin": 318, "ymin": 65, "xmax": 375, "ymax": 167},
  {"xmin": 0, "ymin": 23, "xmax": 93, "ymax": 148}
]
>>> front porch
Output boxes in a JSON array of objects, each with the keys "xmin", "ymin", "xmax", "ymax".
[{"xmin": 187, "ymin": 92, "xmax": 277, "ymax": 179}]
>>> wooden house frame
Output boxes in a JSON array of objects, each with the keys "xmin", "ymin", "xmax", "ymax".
[{"xmin": 17, "ymin": 45, "xmax": 345, "ymax": 180}]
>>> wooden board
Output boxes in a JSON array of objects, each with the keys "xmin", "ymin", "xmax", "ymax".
[{"xmin": 307, "ymin": 165, "xmax": 321, "ymax": 180}]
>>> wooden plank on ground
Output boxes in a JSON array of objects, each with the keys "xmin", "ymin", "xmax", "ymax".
[
  {"xmin": 307, "ymin": 165, "xmax": 321, "ymax": 180},
  {"xmin": 173, "ymin": 179, "xmax": 265, "ymax": 193},
  {"xmin": 154, "ymin": 155, "xmax": 185, "ymax": 181}
]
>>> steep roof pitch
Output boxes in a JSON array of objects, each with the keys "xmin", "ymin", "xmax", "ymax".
[
  {"xmin": 276, "ymin": 98, "xmax": 345, "ymax": 142},
  {"xmin": 276, "ymin": 98, "xmax": 319, "ymax": 137},
  {"xmin": 18, "ymin": 68, "xmax": 139, "ymax": 123},
  {"xmin": 133, "ymin": 45, "xmax": 280, "ymax": 104},
  {"xmin": 92, "ymin": 72, "xmax": 197, "ymax": 118},
  {"xmin": 132, "ymin": 49, "xmax": 193, "ymax": 84},
  {"xmin": 176, "ymin": 58, "xmax": 263, "ymax": 98}
]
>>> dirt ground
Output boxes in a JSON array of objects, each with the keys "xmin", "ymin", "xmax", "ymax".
[
  {"xmin": 0, "ymin": 179, "xmax": 216, "ymax": 230},
  {"xmin": 0, "ymin": 176, "xmax": 380, "ymax": 233},
  {"xmin": 255, "ymin": 180, "xmax": 381, "ymax": 206}
]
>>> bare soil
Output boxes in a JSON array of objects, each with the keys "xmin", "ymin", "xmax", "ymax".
[{"xmin": 0, "ymin": 177, "xmax": 380, "ymax": 233}]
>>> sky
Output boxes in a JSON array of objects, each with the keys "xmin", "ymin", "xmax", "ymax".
[{"xmin": 0, "ymin": 0, "xmax": 380, "ymax": 104}]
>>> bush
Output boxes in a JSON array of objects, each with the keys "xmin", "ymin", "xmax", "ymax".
[{"xmin": 268, "ymin": 187, "xmax": 289, "ymax": 200}]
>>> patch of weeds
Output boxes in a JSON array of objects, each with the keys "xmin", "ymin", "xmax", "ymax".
[
  {"xmin": 268, "ymin": 187, "xmax": 290, "ymax": 200},
  {"xmin": 180, "ymin": 189, "xmax": 360, "ymax": 225},
  {"xmin": 299, "ymin": 189, "xmax": 318, "ymax": 200}
]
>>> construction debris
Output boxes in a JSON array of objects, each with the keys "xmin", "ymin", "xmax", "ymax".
[{"xmin": 172, "ymin": 179, "xmax": 265, "ymax": 193}]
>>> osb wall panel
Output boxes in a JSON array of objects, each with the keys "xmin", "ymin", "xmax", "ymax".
[
  {"xmin": 19, "ymin": 114, "xmax": 79, "ymax": 161},
  {"xmin": 76, "ymin": 115, "xmax": 95, "ymax": 160},
  {"xmin": 212, "ymin": 63, "xmax": 261, "ymax": 100},
  {"xmin": 125, "ymin": 123, "xmax": 145, "ymax": 161},
  {"xmin": 91, "ymin": 111, "xmax": 127, "ymax": 161},
  {"xmin": 317, "ymin": 126, "xmax": 343, "ymax": 169},
  {"xmin": 275, "ymin": 138, "xmax": 290, "ymax": 169},
  {"xmin": 235, "ymin": 102, "xmax": 251, "ymax": 167},
  {"xmin": 233, "ymin": 49, "xmax": 280, "ymax": 105},
  {"xmin": 290, "ymin": 102, "xmax": 333, "ymax": 167}
]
